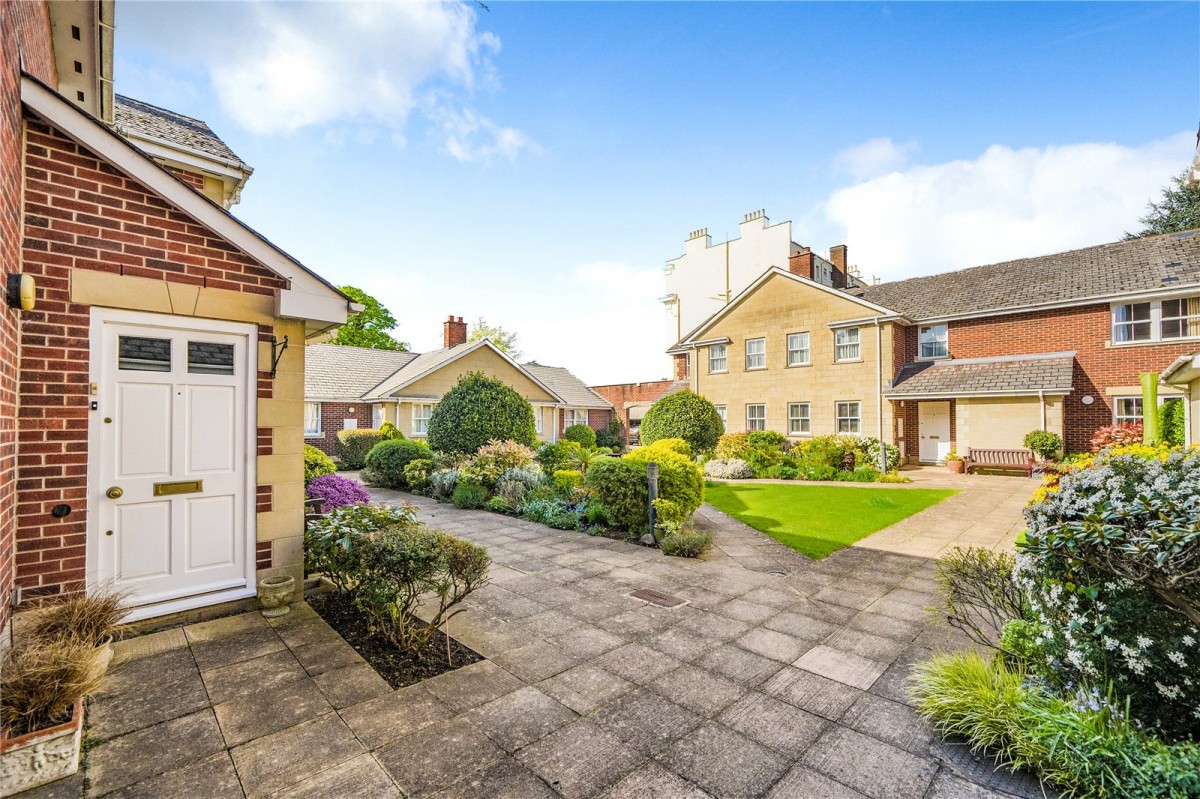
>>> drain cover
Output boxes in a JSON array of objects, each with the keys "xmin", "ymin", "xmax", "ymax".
[{"xmin": 629, "ymin": 588, "xmax": 688, "ymax": 608}]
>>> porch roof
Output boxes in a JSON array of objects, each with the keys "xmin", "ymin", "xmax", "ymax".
[{"xmin": 885, "ymin": 351, "xmax": 1076, "ymax": 400}]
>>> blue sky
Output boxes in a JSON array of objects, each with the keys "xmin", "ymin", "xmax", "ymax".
[{"xmin": 114, "ymin": 2, "xmax": 1198, "ymax": 383}]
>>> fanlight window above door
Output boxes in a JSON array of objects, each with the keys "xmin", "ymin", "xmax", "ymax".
[
  {"xmin": 188, "ymin": 341, "xmax": 236, "ymax": 375},
  {"xmin": 118, "ymin": 335, "xmax": 171, "ymax": 372}
]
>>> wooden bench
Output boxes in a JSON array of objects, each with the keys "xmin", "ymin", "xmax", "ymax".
[{"xmin": 965, "ymin": 448, "xmax": 1035, "ymax": 477}]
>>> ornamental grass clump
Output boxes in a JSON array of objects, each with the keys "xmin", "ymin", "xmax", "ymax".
[
  {"xmin": 305, "ymin": 474, "xmax": 370, "ymax": 512},
  {"xmin": 1, "ymin": 638, "xmax": 103, "ymax": 737},
  {"xmin": 28, "ymin": 587, "xmax": 129, "ymax": 648}
]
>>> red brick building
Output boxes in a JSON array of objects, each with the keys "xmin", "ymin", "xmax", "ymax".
[
  {"xmin": 1, "ymin": 3, "xmax": 351, "ymax": 624},
  {"xmin": 590, "ymin": 379, "xmax": 686, "ymax": 445}
]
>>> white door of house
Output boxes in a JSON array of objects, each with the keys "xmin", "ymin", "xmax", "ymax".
[
  {"xmin": 90, "ymin": 311, "xmax": 255, "ymax": 613},
  {"xmin": 918, "ymin": 401, "xmax": 951, "ymax": 463}
]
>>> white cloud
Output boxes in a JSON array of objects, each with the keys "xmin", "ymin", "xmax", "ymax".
[
  {"xmin": 823, "ymin": 133, "xmax": 1193, "ymax": 281},
  {"xmin": 119, "ymin": 1, "xmax": 530, "ymax": 157},
  {"xmin": 834, "ymin": 137, "xmax": 919, "ymax": 180}
]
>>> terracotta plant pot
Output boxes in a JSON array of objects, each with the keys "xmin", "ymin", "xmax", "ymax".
[
  {"xmin": 258, "ymin": 575, "xmax": 295, "ymax": 618},
  {"xmin": 946, "ymin": 459, "xmax": 966, "ymax": 474},
  {"xmin": 0, "ymin": 698, "xmax": 84, "ymax": 794}
]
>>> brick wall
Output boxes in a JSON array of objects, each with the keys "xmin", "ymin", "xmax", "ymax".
[
  {"xmin": 556, "ymin": 407, "xmax": 613, "ymax": 438},
  {"xmin": 306, "ymin": 401, "xmax": 375, "ymax": 456},
  {"xmin": 14, "ymin": 113, "xmax": 288, "ymax": 599},
  {"xmin": 591, "ymin": 380, "xmax": 675, "ymax": 444},
  {"xmin": 7, "ymin": 1, "xmax": 56, "ymax": 88},
  {"xmin": 163, "ymin": 165, "xmax": 205, "ymax": 192},
  {"xmin": 900, "ymin": 304, "xmax": 1199, "ymax": 452},
  {"xmin": 673, "ymin": 353, "xmax": 688, "ymax": 380}
]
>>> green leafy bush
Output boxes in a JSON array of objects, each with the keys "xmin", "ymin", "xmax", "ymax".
[
  {"xmin": 638, "ymin": 390, "xmax": 724, "ymax": 454},
  {"xmin": 1160, "ymin": 399, "xmax": 1186, "ymax": 448},
  {"xmin": 519, "ymin": 496, "xmax": 582, "ymax": 530},
  {"xmin": 553, "ymin": 469, "xmax": 584, "ymax": 492},
  {"xmin": 485, "ymin": 495, "xmax": 517, "ymax": 515},
  {"xmin": 715, "ymin": 432, "xmax": 752, "ymax": 460},
  {"xmin": 1020, "ymin": 448, "xmax": 1200, "ymax": 738},
  {"xmin": 585, "ymin": 458, "xmax": 650, "ymax": 531},
  {"xmin": 910, "ymin": 651, "xmax": 1200, "ymax": 798},
  {"xmin": 303, "ymin": 503, "xmax": 418, "ymax": 593},
  {"xmin": 459, "ymin": 439, "xmax": 537, "ymax": 487},
  {"xmin": 836, "ymin": 466, "xmax": 881, "ymax": 482},
  {"xmin": 363, "ymin": 439, "xmax": 433, "ymax": 489},
  {"xmin": 451, "ymin": 481, "xmax": 489, "ymax": 510},
  {"xmin": 565, "ymin": 442, "xmax": 608, "ymax": 474},
  {"xmin": 747, "ymin": 430, "xmax": 786, "ymax": 450},
  {"xmin": 403, "ymin": 459, "xmax": 433, "ymax": 493},
  {"xmin": 1023, "ymin": 430, "xmax": 1063, "ymax": 460},
  {"xmin": 378, "ymin": 421, "xmax": 404, "ymax": 441},
  {"xmin": 584, "ymin": 502, "xmax": 610, "ymax": 527},
  {"xmin": 355, "ymin": 523, "xmax": 490, "ymax": 654},
  {"xmin": 563, "ymin": 424, "xmax": 597, "ymax": 449},
  {"xmin": 537, "ymin": 441, "xmax": 574, "ymax": 474},
  {"xmin": 429, "ymin": 469, "xmax": 459, "ymax": 500},
  {"xmin": 659, "ymin": 529, "xmax": 713, "ymax": 558},
  {"xmin": 624, "ymin": 446, "xmax": 704, "ymax": 519},
  {"xmin": 304, "ymin": 444, "xmax": 336, "ymax": 484},
  {"xmin": 932, "ymin": 547, "xmax": 1028, "ymax": 655},
  {"xmin": 644, "ymin": 437, "xmax": 692, "ymax": 458},
  {"xmin": 427, "ymin": 372, "xmax": 536, "ymax": 454},
  {"xmin": 596, "ymin": 416, "xmax": 624, "ymax": 450},
  {"xmin": 335, "ymin": 429, "xmax": 386, "ymax": 470}
]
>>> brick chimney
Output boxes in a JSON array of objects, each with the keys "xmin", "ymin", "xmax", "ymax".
[
  {"xmin": 828, "ymin": 244, "xmax": 848, "ymax": 288},
  {"xmin": 443, "ymin": 315, "xmax": 467, "ymax": 348},
  {"xmin": 788, "ymin": 247, "xmax": 815, "ymax": 281}
]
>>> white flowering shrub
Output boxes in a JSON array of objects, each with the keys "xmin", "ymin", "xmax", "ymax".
[
  {"xmin": 703, "ymin": 458, "xmax": 754, "ymax": 479},
  {"xmin": 1020, "ymin": 448, "xmax": 1200, "ymax": 738}
]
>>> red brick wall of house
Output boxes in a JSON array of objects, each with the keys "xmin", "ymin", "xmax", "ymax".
[
  {"xmin": 14, "ymin": 113, "xmax": 288, "ymax": 600},
  {"xmin": 7, "ymin": 1, "xmax": 56, "ymax": 88},
  {"xmin": 899, "ymin": 304, "xmax": 1199, "ymax": 453},
  {"xmin": 163, "ymin": 165, "xmax": 205, "ymax": 192},
  {"xmin": 591, "ymin": 380, "xmax": 676, "ymax": 444},
  {"xmin": 556, "ymin": 407, "xmax": 614, "ymax": 438},
  {"xmin": 673, "ymin": 354, "xmax": 688, "ymax": 380},
  {"xmin": 306, "ymin": 401, "xmax": 376, "ymax": 456}
]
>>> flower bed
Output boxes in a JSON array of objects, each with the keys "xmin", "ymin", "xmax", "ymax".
[{"xmin": 704, "ymin": 432, "xmax": 907, "ymax": 483}]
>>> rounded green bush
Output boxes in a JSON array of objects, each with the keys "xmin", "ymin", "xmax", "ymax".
[
  {"xmin": 563, "ymin": 423, "xmax": 597, "ymax": 449},
  {"xmin": 1023, "ymin": 429, "xmax": 1063, "ymax": 460},
  {"xmin": 427, "ymin": 372, "xmax": 537, "ymax": 454},
  {"xmin": 304, "ymin": 444, "xmax": 336, "ymax": 484},
  {"xmin": 638, "ymin": 390, "xmax": 723, "ymax": 454},
  {"xmin": 586, "ymin": 448, "xmax": 704, "ymax": 532},
  {"xmin": 452, "ymin": 481, "xmax": 489, "ymax": 510},
  {"xmin": 364, "ymin": 439, "xmax": 433, "ymax": 489}
]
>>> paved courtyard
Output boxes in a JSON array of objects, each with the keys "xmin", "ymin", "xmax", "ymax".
[{"xmin": 37, "ymin": 483, "xmax": 1041, "ymax": 799}]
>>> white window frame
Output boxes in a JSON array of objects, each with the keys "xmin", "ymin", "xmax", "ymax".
[
  {"xmin": 304, "ymin": 402, "xmax": 321, "ymax": 437},
  {"xmin": 565, "ymin": 408, "xmax": 588, "ymax": 428},
  {"xmin": 1111, "ymin": 296, "xmax": 1200, "ymax": 344},
  {"xmin": 786, "ymin": 332, "xmax": 810, "ymax": 367},
  {"xmin": 835, "ymin": 328, "xmax": 861, "ymax": 362},
  {"xmin": 746, "ymin": 403, "xmax": 766, "ymax": 432},
  {"xmin": 535, "ymin": 407, "xmax": 544, "ymax": 435},
  {"xmin": 709, "ymin": 343, "xmax": 727, "ymax": 373},
  {"xmin": 1113, "ymin": 396, "xmax": 1142, "ymax": 425},
  {"xmin": 836, "ymin": 401, "xmax": 861, "ymax": 434},
  {"xmin": 714, "ymin": 404, "xmax": 727, "ymax": 428},
  {"xmin": 745, "ymin": 338, "xmax": 766, "ymax": 370},
  {"xmin": 917, "ymin": 324, "xmax": 949, "ymax": 360},
  {"xmin": 787, "ymin": 402, "xmax": 811, "ymax": 436},
  {"xmin": 412, "ymin": 403, "xmax": 434, "ymax": 436},
  {"xmin": 372, "ymin": 404, "xmax": 385, "ymax": 429}
]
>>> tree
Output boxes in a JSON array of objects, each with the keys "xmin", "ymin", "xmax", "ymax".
[
  {"xmin": 467, "ymin": 317, "xmax": 521, "ymax": 359},
  {"xmin": 1124, "ymin": 170, "xmax": 1200, "ymax": 239},
  {"xmin": 638, "ymin": 390, "xmax": 724, "ymax": 454},
  {"xmin": 427, "ymin": 372, "xmax": 537, "ymax": 454},
  {"xmin": 330, "ymin": 286, "xmax": 409, "ymax": 351}
]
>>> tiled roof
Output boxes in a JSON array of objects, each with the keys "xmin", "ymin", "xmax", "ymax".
[
  {"xmin": 522, "ymin": 364, "xmax": 612, "ymax": 409},
  {"xmin": 885, "ymin": 352, "xmax": 1076, "ymax": 398},
  {"xmin": 361, "ymin": 344, "xmax": 476, "ymax": 400},
  {"xmin": 114, "ymin": 95, "xmax": 246, "ymax": 165},
  {"xmin": 304, "ymin": 344, "xmax": 418, "ymax": 400},
  {"xmin": 855, "ymin": 230, "xmax": 1200, "ymax": 320}
]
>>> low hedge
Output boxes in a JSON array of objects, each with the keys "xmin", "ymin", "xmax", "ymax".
[
  {"xmin": 335, "ymin": 429, "xmax": 386, "ymax": 470},
  {"xmin": 585, "ymin": 447, "xmax": 704, "ymax": 532}
]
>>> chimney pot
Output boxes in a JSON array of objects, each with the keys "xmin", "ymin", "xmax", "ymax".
[{"xmin": 443, "ymin": 315, "xmax": 468, "ymax": 348}]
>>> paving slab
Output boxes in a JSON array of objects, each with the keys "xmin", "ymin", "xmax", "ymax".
[
  {"xmin": 89, "ymin": 668, "xmax": 211, "ymax": 740},
  {"xmin": 231, "ymin": 712, "xmax": 364, "ymax": 799},
  {"xmin": 516, "ymin": 720, "xmax": 647, "ymax": 799},
  {"xmin": 423, "ymin": 660, "xmax": 526, "ymax": 713},
  {"xmin": 538, "ymin": 663, "xmax": 635, "ymax": 714},
  {"xmin": 312, "ymin": 662, "xmax": 392, "ymax": 709},
  {"xmin": 595, "ymin": 642, "xmax": 682, "ymax": 685},
  {"xmin": 201, "ymin": 649, "xmax": 309, "ymax": 705},
  {"xmin": 214, "ymin": 677, "xmax": 332, "ymax": 746},
  {"xmin": 101, "ymin": 752, "xmax": 243, "ymax": 799},
  {"xmin": 86, "ymin": 710, "xmax": 227, "ymax": 796},
  {"xmin": 375, "ymin": 716, "xmax": 505, "ymax": 797},
  {"xmin": 491, "ymin": 640, "xmax": 582, "ymax": 682},
  {"xmin": 841, "ymin": 693, "xmax": 936, "ymax": 755},
  {"xmin": 736, "ymin": 627, "xmax": 813, "ymax": 664},
  {"xmin": 694, "ymin": 643, "xmax": 784, "ymax": 687},
  {"xmin": 466, "ymin": 686, "xmax": 578, "ymax": 751},
  {"xmin": 660, "ymin": 721, "xmax": 789, "ymax": 799},
  {"xmin": 794, "ymin": 645, "xmax": 888, "ymax": 690},
  {"xmin": 766, "ymin": 765, "xmax": 868, "ymax": 799},
  {"xmin": 760, "ymin": 667, "xmax": 862, "ymax": 720},
  {"xmin": 589, "ymin": 688, "xmax": 703, "ymax": 756},
  {"xmin": 339, "ymin": 683, "xmax": 454, "ymax": 749},
  {"xmin": 718, "ymin": 691, "xmax": 828, "ymax": 758},
  {"xmin": 802, "ymin": 726, "xmax": 938, "ymax": 799},
  {"xmin": 428, "ymin": 756, "xmax": 558, "ymax": 799},
  {"xmin": 649, "ymin": 664, "xmax": 746, "ymax": 716},
  {"xmin": 266, "ymin": 752, "xmax": 401, "ymax": 799},
  {"xmin": 600, "ymin": 761, "xmax": 713, "ymax": 799}
]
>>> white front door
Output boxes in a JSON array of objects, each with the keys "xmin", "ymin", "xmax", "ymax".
[
  {"xmin": 918, "ymin": 401, "xmax": 952, "ymax": 463},
  {"xmin": 90, "ymin": 310, "xmax": 256, "ymax": 614}
]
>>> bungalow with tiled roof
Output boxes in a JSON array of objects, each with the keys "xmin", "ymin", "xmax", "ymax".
[
  {"xmin": 668, "ymin": 229, "xmax": 1200, "ymax": 461},
  {"xmin": 304, "ymin": 317, "xmax": 613, "ymax": 455}
]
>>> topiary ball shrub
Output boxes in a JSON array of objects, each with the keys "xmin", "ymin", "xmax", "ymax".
[
  {"xmin": 1023, "ymin": 429, "xmax": 1063, "ymax": 461},
  {"xmin": 378, "ymin": 421, "xmax": 404, "ymax": 441},
  {"xmin": 427, "ymin": 371, "xmax": 536, "ymax": 454},
  {"xmin": 563, "ymin": 424, "xmax": 597, "ymax": 449},
  {"xmin": 363, "ymin": 439, "xmax": 433, "ymax": 489},
  {"xmin": 335, "ymin": 429, "xmax": 385, "ymax": 470},
  {"xmin": 306, "ymin": 474, "xmax": 370, "ymax": 511},
  {"xmin": 639, "ymin": 390, "xmax": 723, "ymax": 455},
  {"xmin": 452, "ymin": 481, "xmax": 489, "ymax": 510},
  {"xmin": 304, "ymin": 444, "xmax": 336, "ymax": 484}
]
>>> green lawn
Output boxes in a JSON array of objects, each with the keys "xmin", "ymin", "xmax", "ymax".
[{"xmin": 704, "ymin": 482, "xmax": 958, "ymax": 559}]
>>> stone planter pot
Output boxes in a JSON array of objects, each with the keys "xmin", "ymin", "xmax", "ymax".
[
  {"xmin": 0, "ymin": 698, "xmax": 84, "ymax": 794},
  {"xmin": 946, "ymin": 459, "xmax": 966, "ymax": 474},
  {"xmin": 258, "ymin": 575, "xmax": 295, "ymax": 618}
]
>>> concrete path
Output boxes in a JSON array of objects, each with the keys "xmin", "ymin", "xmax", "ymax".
[{"xmin": 47, "ymin": 491, "xmax": 1045, "ymax": 799}]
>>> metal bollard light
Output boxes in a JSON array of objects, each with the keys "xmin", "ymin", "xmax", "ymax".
[{"xmin": 647, "ymin": 462, "xmax": 660, "ymax": 545}]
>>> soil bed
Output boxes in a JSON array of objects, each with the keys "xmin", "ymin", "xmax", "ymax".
[{"xmin": 307, "ymin": 591, "xmax": 483, "ymax": 689}]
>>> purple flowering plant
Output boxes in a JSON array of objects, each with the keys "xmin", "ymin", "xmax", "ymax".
[{"xmin": 306, "ymin": 474, "xmax": 370, "ymax": 512}]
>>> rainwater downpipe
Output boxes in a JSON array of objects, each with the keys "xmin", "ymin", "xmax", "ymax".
[
  {"xmin": 1038, "ymin": 390, "xmax": 1047, "ymax": 431},
  {"xmin": 875, "ymin": 318, "xmax": 887, "ymax": 472}
]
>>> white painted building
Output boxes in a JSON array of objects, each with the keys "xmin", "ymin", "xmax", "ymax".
[{"xmin": 662, "ymin": 209, "xmax": 862, "ymax": 346}]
